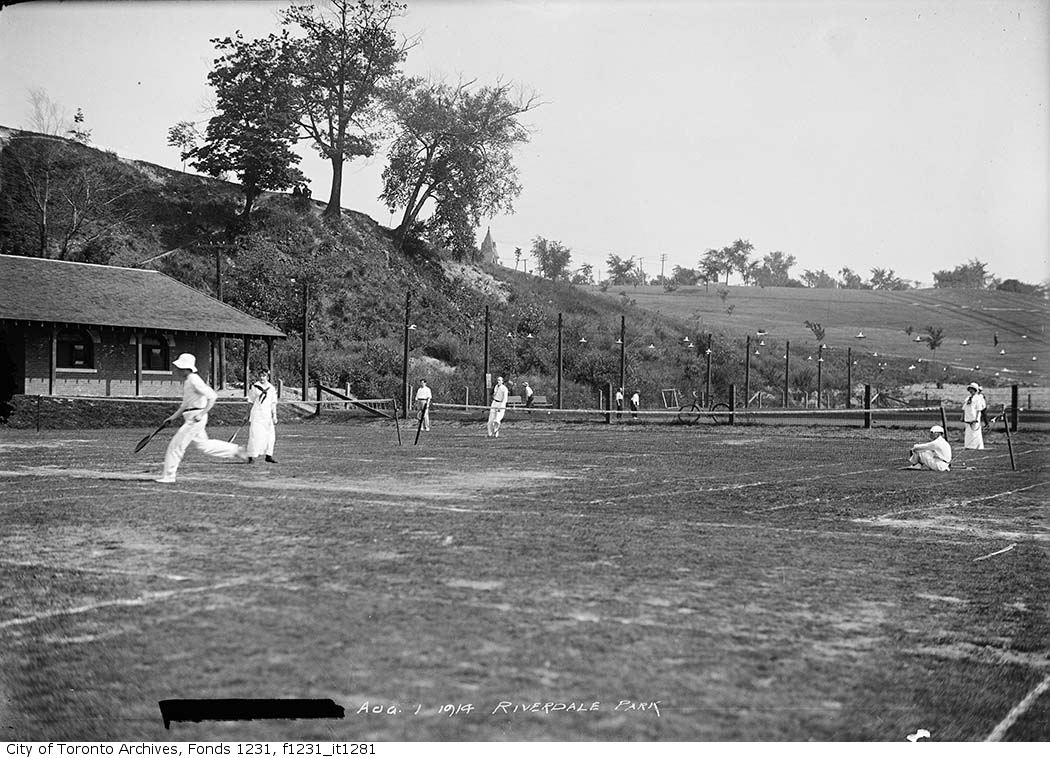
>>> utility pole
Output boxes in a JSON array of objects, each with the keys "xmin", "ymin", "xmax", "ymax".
[
  {"xmin": 483, "ymin": 306, "xmax": 490, "ymax": 403},
  {"xmin": 401, "ymin": 292, "xmax": 411, "ymax": 419},
  {"xmin": 618, "ymin": 315, "xmax": 626, "ymax": 394},
  {"xmin": 557, "ymin": 312, "xmax": 563, "ymax": 409},
  {"xmin": 659, "ymin": 253, "xmax": 667, "ymax": 281}
]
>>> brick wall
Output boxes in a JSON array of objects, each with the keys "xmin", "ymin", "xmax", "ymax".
[{"xmin": 20, "ymin": 326, "xmax": 213, "ymax": 397}]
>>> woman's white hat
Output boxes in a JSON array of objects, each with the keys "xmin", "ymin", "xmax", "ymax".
[{"xmin": 172, "ymin": 353, "xmax": 197, "ymax": 371}]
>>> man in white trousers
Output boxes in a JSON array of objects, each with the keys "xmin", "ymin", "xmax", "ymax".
[
  {"xmin": 487, "ymin": 376, "xmax": 509, "ymax": 438},
  {"xmin": 905, "ymin": 425, "xmax": 952, "ymax": 471},
  {"xmin": 246, "ymin": 369, "xmax": 278, "ymax": 463},
  {"xmin": 155, "ymin": 353, "xmax": 246, "ymax": 483},
  {"xmin": 414, "ymin": 379, "xmax": 433, "ymax": 432}
]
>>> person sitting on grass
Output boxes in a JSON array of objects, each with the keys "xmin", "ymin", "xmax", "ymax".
[{"xmin": 904, "ymin": 425, "xmax": 952, "ymax": 472}]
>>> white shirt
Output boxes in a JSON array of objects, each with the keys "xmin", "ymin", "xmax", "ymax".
[
  {"xmin": 912, "ymin": 436, "xmax": 953, "ymax": 465},
  {"xmin": 249, "ymin": 380, "xmax": 277, "ymax": 420},
  {"xmin": 415, "ymin": 385, "xmax": 433, "ymax": 402},
  {"xmin": 492, "ymin": 383, "xmax": 508, "ymax": 407},
  {"xmin": 963, "ymin": 392, "xmax": 986, "ymax": 423},
  {"xmin": 179, "ymin": 372, "xmax": 217, "ymax": 417}
]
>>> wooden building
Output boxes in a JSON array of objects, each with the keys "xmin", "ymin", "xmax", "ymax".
[{"xmin": 0, "ymin": 254, "xmax": 284, "ymax": 402}]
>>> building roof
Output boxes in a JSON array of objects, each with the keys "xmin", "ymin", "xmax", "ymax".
[{"xmin": 0, "ymin": 254, "xmax": 284, "ymax": 338}]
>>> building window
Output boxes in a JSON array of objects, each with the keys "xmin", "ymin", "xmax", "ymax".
[
  {"xmin": 57, "ymin": 329, "xmax": 94, "ymax": 369},
  {"xmin": 142, "ymin": 335, "xmax": 169, "ymax": 371}
]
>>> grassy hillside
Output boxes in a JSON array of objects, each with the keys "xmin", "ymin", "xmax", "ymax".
[
  {"xmin": 594, "ymin": 284, "xmax": 1050, "ymax": 391},
  {"xmin": 2, "ymin": 126, "xmax": 1045, "ymax": 412}
]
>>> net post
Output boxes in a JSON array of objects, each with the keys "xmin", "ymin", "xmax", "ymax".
[
  {"xmin": 315, "ymin": 380, "xmax": 321, "ymax": 417},
  {"xmin": 606, "ymin": 382, "xmax": 613, "ymax": 424},
  {"xmin": 1011, "ymin": 385, "xmax": 1019, "ymax": 431},
  {"xmin": 728, "ymin": 384, "xmax": 736, "ymax": 426},
  {"xmin": 864, "ymin": 384, "xmax": 872, "ymax": 429},
  {"xmin": 1003, "ymin": 408, "xmax": 1016, "ymax": 471},
  {"xmin": 939, "ymin": 403, "xmax": 949, "ymax": 441}
]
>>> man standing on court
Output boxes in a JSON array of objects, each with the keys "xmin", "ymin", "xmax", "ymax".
[
  {"xmin": 415, "ymin": 378, "xmax": 433, "ymax": 432},
  {"xmin": 246, "ymin": 369, "xmax": 278, "ymax": 463},
  {"xmin": 630, "ymin": 390, "xmax": 640, "ymax": 419},
  {"xmin": 487, "ymin": 376, "xmax": 509, "ymax": 438},
  {"xmin": 156, "ymin": 353, "xmax": 246, "ymax": 483},
  {"xmin": 962, "ymin": 382, "xmax": 986, "ymax": 450},
  {"xmin": 615, "ymin": 387, "xmax": 624, "ymax": 419},
  {"xmin": 905, "ymin": 425, "xmax": 952, "ymax": 471},
  {"xmin": 523, "ymin": 381, "xmax": 534, "ymax": 408}
]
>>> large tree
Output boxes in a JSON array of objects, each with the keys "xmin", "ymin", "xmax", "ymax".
[
  {"xmin": 701, "ymin": 239, "xmax": 753, "ymax": 284},
  {"xmin": 753, "ymin": 250, "xmax": 796, "ymax": 287},
  {"xmin": 727, "ymin": 239, "xmax": 755, "ymax": 283},
  {"xmin": 932, "ymin": 258, "xmax": 994, "ymax": 289},
  {"xmin": 185, "ymin": 32, "xmax": 305, "ymax": 218},
  {"xmin": 531, "ymin": 236, "xmax": 572, "ymax": 281},
  {"xmin": 282, "ymin": 0, "xmax": 409, "ymax": 219},
  {"xmin": 869, "ymin": 267, "xmax": 909, "ymax": 290},
  {"xmin": 801, "ymin": 269, "xmax": 836, "ymax": 288},
  {"xmin": 381, "ymin": 77, "xmax": 538, "ymax": 256},
  {"xmin": 838, "ymin": 267, "xmax": 869, "ymax": 289},
  {"xmin": 605, "ymin": 254, "xmax": 637, "ymax": 285}
]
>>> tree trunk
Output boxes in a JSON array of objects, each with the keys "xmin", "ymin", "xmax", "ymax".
[
  {"xmin": 324, "ymin": 155, "xmax": 343, "ymax": 219},
  {"xmin": 241, "ymin": 185, "xmax": 258, "ymax": 218}
]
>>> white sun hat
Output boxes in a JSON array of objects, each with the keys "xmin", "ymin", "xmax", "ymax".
[{"xmin": 172, "ymin": 353, "xmax": 197, "ymax": 371}]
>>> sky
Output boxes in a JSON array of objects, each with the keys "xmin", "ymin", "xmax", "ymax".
[{"xmin": 1, "ymin": 0, "xmax": 1047, "ymax": 286}]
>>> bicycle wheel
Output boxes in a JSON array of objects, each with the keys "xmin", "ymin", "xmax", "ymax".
[
  {"xmin": 677, "ymin": 403, "xmax": 703, "ymax": 425},
  {"xmin": 707, "ymin": 402, "xmax": 731, "ymax": 425}
]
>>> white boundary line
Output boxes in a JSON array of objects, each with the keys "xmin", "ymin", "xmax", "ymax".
[
  {"xmin": 0, "ymin": 559, "xmax": 191, "ymax": 582},
  {"xmin": 973, "ymin": 544, "xmax": 1017, "ymax": 562},
  {"xmin": 877, "ymin": 481, "xmax": 1050, "ymax": 519},
  {"xmin": 985, "ymin": 672, "xmax": 1050, "ymax": 742},
  {"xmin": 0, "ymin": 578, "xmax": 252, "ymax": 630}
]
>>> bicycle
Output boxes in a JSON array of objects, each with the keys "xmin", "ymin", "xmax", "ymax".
[{"xmin": 677, "ymin": 392, "xmax": 732, "ymax": 425}]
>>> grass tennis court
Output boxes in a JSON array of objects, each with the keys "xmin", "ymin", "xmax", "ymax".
[{"xmin": 1, "ymin": 419, "xmax": 1048, "ymax": 741}]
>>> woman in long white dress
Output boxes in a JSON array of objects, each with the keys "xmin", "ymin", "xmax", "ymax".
[
  {"xmin": 246, "ymin": 369, "xmax": 278, "ymax": 463},
  {"xmin": 962, "ymin": 382, "xmax": 986, "ymax": 450}
]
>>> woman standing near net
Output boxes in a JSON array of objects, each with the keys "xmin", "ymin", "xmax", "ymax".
[
  {"xmin": 246, "ymin": 369, "xmax": 278, "ymax": 463},
  {"xmin": 962, "ymin": 382, "xmax": 986, "ymax": 450}
]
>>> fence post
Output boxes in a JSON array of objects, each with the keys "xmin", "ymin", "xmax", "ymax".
[
  {"xmin": 744, "ymin": 335, "xmax": 751, "ymax": 408},
  {"xmin": 728, "ymin": 384, "xmax": 736, "ymax": 426},
  {"xmin": 939, "ymin": 403, "xmax": 949, "ymax": 441},
  {"xmin": 846, "ymin": 346, "xmax": 852, "ymax": 408},
  {"xmin": 277, "ymin": 378, "xmax": 283, "ymax": 399},
  {"xmin": 315, "ymin": 380, "xmax": 322, "ymax": 417},
  {"xmin": 1011, "ymin": 384, "xmax": 1019, "ymax": 431},
  {"xmin": 864, "ymin": 384, "xmax": 872, "ymax": 429},
  {"xmin": 464, "ymin": 386, "xmax": 469, "ymax": 410},
  {"xmin": 606, "ymin": 382, "xmax": 613, "ymax": 424}
]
